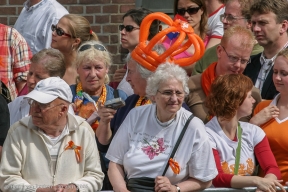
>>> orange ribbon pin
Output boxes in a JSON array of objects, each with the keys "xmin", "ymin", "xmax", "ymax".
[
  {"xmin": 64, "ymin": 141, "xmax": 82, "ymax": 163},
  {"xmin": 169, "ymin": 158, "xmax": 180, "ymax": 174}
]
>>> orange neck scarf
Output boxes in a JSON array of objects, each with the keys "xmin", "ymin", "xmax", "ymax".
[
  {"xmin": 201, "ymin": 62, "xmax": 218, "ymax": 96},
  {"xmin": 135, "ymin": 96, "xmax": 152, "ymax": 107}
]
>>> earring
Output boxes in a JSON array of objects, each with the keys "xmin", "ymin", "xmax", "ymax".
[{"xmin": 71, "ymin": 45, "xmax": 74, "ymax": 50}]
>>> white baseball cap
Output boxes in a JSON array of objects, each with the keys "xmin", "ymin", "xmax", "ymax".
[{"xmin": 24, "ymin": 77, "xmax": 72, "ymax": 104}]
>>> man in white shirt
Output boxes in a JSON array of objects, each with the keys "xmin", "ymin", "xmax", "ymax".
[{"xmin": 14, "ymin": 0, "xmax": 68, "ymax": 54}]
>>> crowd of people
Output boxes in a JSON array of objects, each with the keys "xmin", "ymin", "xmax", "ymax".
[{"xmin": 0, "ymin": 0, "xmax": 288, "ymax": 191}]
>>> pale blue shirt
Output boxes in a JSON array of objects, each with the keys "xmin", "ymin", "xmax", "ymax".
[{"xmin": 14, "ymin": 0, "xmax": 68, "ymax": 54}]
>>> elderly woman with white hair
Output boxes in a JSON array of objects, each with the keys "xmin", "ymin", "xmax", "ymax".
[
  {"xmin": 70, "ymin": 40, "xmax": 127, "ymax": 132},
  {"xmin": 105, "ymin": 63, "xmax": 217, "ymax": 192}
]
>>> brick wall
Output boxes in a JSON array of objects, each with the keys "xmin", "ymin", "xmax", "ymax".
[{"xmin": 0, "ymin": 0, "xmax": 136, "ymax": 77}]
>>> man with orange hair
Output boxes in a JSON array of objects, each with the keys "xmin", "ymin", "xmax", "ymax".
[{"xmin": 186, "ymin": 25, "xmax": 261, "ymax": 123}]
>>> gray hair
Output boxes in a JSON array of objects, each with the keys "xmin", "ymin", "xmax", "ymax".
[
  {"xmin": 126, "ymin": 43, "xmax": 166, "ymax": 79},
  {"xmin": 146, "ymin": 62, "xmax": 189, "ymax": 97}
]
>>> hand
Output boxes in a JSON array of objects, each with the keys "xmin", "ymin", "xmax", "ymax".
[
  {"xmin": 154, "ymin": 176, "xmax": 175, "ymax": 192},
  {"xmin": 63, "ymin": 183, "xmax": 78, "ymax": 192},
  {"xmin": 255, "ymin": 177, "xmax": 284, "ymax": 192},
  {"xmin": 98, "ymin": 103, "xmax": 117, "ymax": 124},
  {"xmin": 112, "ymin": 68, "xmax": 127, "ymax": 82},
  {"xmin": 250, "ymin": 105, "xmax": 279, "ymax": 126}
]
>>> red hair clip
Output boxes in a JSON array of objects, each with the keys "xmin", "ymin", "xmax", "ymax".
[
  {"xmin": 131, "ymin": 12, "xmax": 205, "ymax": 71},
  {"xmin": 89, "ymin": 29, "xmax": 93, "ymax": 34}
]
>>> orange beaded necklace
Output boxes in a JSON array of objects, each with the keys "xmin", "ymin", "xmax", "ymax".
[
  {"xmin": 75, "ymin": 82, "xmax": 107, "ymax": 131},
  {"xmin": 135, "ymin": 96, "xmax": 151, "ymax": 107}
]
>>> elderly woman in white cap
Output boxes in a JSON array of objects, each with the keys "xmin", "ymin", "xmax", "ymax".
[{"xmin": 0, "ymin": 77, "xmax": 104, "ymax": 192}]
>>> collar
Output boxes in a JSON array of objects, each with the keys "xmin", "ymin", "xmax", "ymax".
[
  {"xmin": 260, "ymin": 41, "xmax": 288, "ymax": 66},
  {"xmin": 24, "ymin": 0, "xmax": 47, "ymax": 11}
]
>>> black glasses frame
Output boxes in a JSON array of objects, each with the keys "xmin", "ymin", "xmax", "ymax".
[
  {"xmin": 78, "ymin": 44, "xmax": 107, "ymax": 52},
  {"xmin": 221, "ymin": 46, "xmax": 251, "ymax": 65},
  {"xmin": 51, "ymin": 24, "xmax": 73, "ymax": 38},
  {"xmin": 119, "ymin": 25, "xmax": 140, "ymax": 32},
  {"xmin": 176, "ymin": 6, "xmax": 202, "ymax": 16}
]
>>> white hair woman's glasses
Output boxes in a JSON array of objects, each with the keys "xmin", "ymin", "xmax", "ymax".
[
  {"xmin": 78, "ymin": 44, "xmax": 107, "ymax": 52},
  {"xmin": 157, "ymin": 90, "xmax": 185, "ymax": 99}
]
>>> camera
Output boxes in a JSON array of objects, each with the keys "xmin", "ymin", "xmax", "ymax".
[{"xmin": 104, "ymin": 98, "xmax": 125, "ymax": 110}]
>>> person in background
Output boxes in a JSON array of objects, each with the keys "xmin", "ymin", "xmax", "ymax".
[
  {"xmin": 0, "ymin": 23, "xmax": 32, "ymax": 100},
  {"xmin": 109, "ymin": 8, "xmax": 159, "ymax": 95},
  {"xmin": 14, "ymin": 0, "xmax": 68, "ymax": 54},
  {"xmin": 251, "ymin": 48, "xmax": 288, "ymax": 183},
  {"xmin": 192, "ymin": 0, "xmax": 263, "ymax": 75},
  {"xmin": 243, "ymin": 0, "xmax": 288, "ymax": 99},
  {"xmin": 186, "ymin": 25, "xmax": 261, "ymax": 123},
  {"xmin": 70, "ymin": 40, "xmax": 127, "ymax": 133},
  {"xmin": 0, "ymin": 77, "xmax": 104, "ymax": 192},
  {"xmin": 0, "ymin": 94, "xmax": 9, "ymax": 160},
  {"xmin": 8, "ymin": 48, "xmax": 66, "ymax": 126},
  {"xmin": 51, "ymin": 14, "xmax": 98, "ymax": 85},
  {"xmin": 106, "ymin": 63, "xmax": 217, "ymax": 192},
  {"xmin": 205, "ymin": 74, "xmax": 285, "ymax": 192}
]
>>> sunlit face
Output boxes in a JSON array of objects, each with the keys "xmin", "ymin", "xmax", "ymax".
[
  {"xmin": 152, "ymin": 78, "xmax": 185, "ymax": 117},
  {"xmin": 120, "ymin": 16, "xmax": 140, "ymax": 52},
  {"xmin": 77, "ymin": 59, "xmax": 108, "ymax": 95},
  {"xmin": 27, "ymin": 62, "xmax": 50, "ymax": 92},
  {"xmin": 237, "ymin": 90, "xmax": 255, "ymax": 118},
  {"xmin": 223, "ymin": 1, "xmax": 250, "ymax": 30},
  {"xmin": 126, "ymin": 59, "xmax": 147, "ymax": 96},
  {"xmin": 273, "ymin": 56, "xmax": 288, "ymax": 94},
  {"xmin": 251, "ymin": 12, "xmax": 284, "ymax": 47},
  {"xmin": 216, "ymin": 37, "xmax": 252, "ymax": 75},
  {"xmin": 30, "ymin": 98, "xmax": 65, "ymax": 128},
  {"xmin": 177, "ymin": 0, "xmax": 203, "ymax": 31},
  {"xmin": 51, "ymin": 17, "xmax": 75, "ymax": 52}
]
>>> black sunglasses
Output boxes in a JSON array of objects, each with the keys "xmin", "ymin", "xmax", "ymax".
[
  {"xmin": 119, "ymin": 25, "xmax": 140, "ymax": 32},
  {"xmin": 177, "ymin": 6, "xmax": 202, "ymax": 16},
  {"xmin": 79, "ymin": 44, "xmax": 107, "ymax": 52},
  {"xmin": 51, "ymin": 24, "xmax": 73, "ymax": 38}
]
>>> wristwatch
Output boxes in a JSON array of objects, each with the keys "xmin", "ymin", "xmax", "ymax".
[{"xmin": 174, "ymin": 184, "xmax": 180, "ymax": 192}]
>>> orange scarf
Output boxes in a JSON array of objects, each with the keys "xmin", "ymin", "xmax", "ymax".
[
  {"xmin": 201, "ymin": 62, "xmax": 218, "ymax": 96},
  {"xmin": 135, "ymin": 96, "xmax": 151, "ymax": 107}
]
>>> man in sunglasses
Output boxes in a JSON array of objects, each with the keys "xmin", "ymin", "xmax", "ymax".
[
  {"xmin": 192, "ymin": 0, "xmax": 263, "ymax": 75},
  {"xmin": 14, "ymin": 0, "xmax": 68, "ymax": 54},
  {"xmin": 186, "ymin": 25, "xmax": 261, "ymax": 123},
  {"xmin": 243, "ymin": 0, "xmax": 288, "ymax": 100},
  {"xmin": 0, "ymin": 77, "xmax": 104, "ymax": 192}
]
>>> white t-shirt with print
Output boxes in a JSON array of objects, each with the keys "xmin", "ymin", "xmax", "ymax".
[
  {"xmin": 207, "ymin": 6, "xmax": 225, "ymax": 39},
  {"xmin": 106, "ymin": 104, "xmax": 218, "ymax": 184},
  {"xmin": 205, "ymin": 117, "xmax": 265, "ymax": 176}
]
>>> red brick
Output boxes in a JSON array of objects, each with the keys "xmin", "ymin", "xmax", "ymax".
[
  {"xmin": 103, "ymin": 5, "xmax": 119, "ymax": 13},
  {"xmin": 80, "ymin": 0, "xmax": 110, "ymax": 3},
  {"xmin": 95, "ymin": 15, "xmax": 109, "ymax": 24},
  {"xmin": 17, "ymin": 6, "xmax": 23, "ymax": 14},
  {"xmin": 106, "ymin": 45, "xmax": 118, "ymax": 54},
  {"xmin": 110, "ymin": 35, "xmax": 119, "ymax": 44},
  {"xmin": 111, "ymin": 14, "xmax": 123, "ymax": 23},
  {"xmin": 0, "ymin": 0, "xmax": 6, "ymax": 5},
  {"xmin": 86, "ymin": 6, "xmax": 101, "ymax": 14},
  {"xmin": 9, "ymin": 0, "xmax": 24, "ymax": 5},
  {"xmin": 83, "ymin": 15, "xmax": 94, "ymax": 23},
  {"xmin": 103, "ymin": 25, "xmax": 118, "ymax": 33},
  {"xmin": 91, "ymin": 25, "xmax": 101, "ymax": 34},
  {"xmin": 0, "ymin": 7, "xmax": 16, "ymax": 15},
  {"xmin": 112, "ymin": 0, "xmax": 134, "ymax": 3},
  {"xmin": 98, "ymin": 35, "xmax": 109, "ymax": 44},
  {"xmin": 112, "ymin": 55, "xmax": 124, "ymax": 64},
  {"xmin": 69, "ymin": 6, "xmax": 84, "ymax": 14},
  {"xmin": 57, "ymin": 0, "xmax": 77, "ymax": 4},
  {"xmin": 120, "ymin": 5, "xmax": 135, "ymax": 13},
  {"xmin": 0, "ymin": 17, "xmax": 8, "ymax": 25},
  {"xmin": 9, "ymin": 17, "xmax": 18, "ymax": 25}
]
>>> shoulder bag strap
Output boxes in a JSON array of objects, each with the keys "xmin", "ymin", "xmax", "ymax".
[
  {"xmin": 113, "ymin": 89, "xmax": 119, "ymax": 98},
  {"xmin": 234, "ymin": 122, "xmax": 242, "ymax": 175},
  {"xmin": 162, "ymin": 114, "xmax": 194, "ymax": 176}
]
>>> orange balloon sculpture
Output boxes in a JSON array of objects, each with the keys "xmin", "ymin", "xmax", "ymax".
[{"xmin": 131, "ymin": 12, "xmax": 205, "ymax": 71}]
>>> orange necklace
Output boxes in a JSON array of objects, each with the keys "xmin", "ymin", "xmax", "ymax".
[
  {"xmin": 135, "ymin": 96, "xmax": 151, "ymax": 107},
  {"xmin": 75, "ymin": 82, "xmax": 107, "ymax": 131}
]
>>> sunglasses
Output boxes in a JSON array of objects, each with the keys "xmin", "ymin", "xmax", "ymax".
[
  {"xmin": 78, "ymin": 44, "xmax": 107, "ymax": 52},
  {"xmin": 51, "ymin": 24, "xmax": 73, "ymax": 38},
  {"xmin": 119, "ymin": 25, "xmax": 140, "ymax": 32},
  {"xmin": 177, "ymin": 6, "xmax": 202, "ymax": 16}
]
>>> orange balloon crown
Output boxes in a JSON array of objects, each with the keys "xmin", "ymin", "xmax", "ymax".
[{"xmin": 131, "ymin": 12, "xmax": 205, "ymax": 71}]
